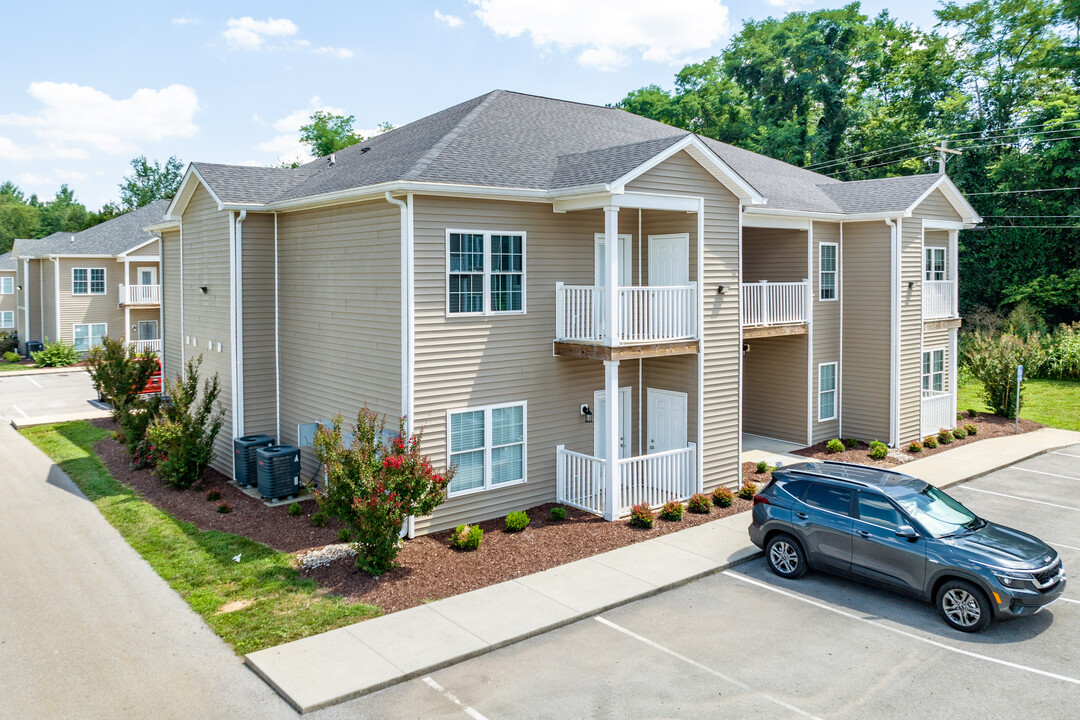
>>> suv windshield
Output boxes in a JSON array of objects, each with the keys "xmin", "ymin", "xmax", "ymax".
[{"xmin": 892, "ymin": 485, "xmax": 980, "ymax": 538}]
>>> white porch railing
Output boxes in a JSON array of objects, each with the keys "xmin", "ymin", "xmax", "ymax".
[
  {"xmin": 741, "ymin": 280, "xmax": 809, "ymax": 326},
  {"xmin": 923, "ymin": 281, "xmax": 955, "ymax": 320},
  {"xmin": 556, "ymin": 444, "xmax": 698, "ymax": 518},
  {"xmin": 128, "ymin": 339, "xmax": 161, "ymax": 354},
  {"xmin": 120, "ymin": 283, "xmax": 161, "ymax": 305},
  {"xmin": 554, "ymin": 283, "xmax": 698, "ymax": 344},
  {"xmin": 920, "ymin": 389, "xmax": 954, "ymax": 437}
]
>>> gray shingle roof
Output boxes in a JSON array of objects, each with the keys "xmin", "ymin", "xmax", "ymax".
[
  {"xmin": 0, "ymin": 251, "xmax": 15, "ymax": 272},
  {"xmin": 185, "ymin": 90, "xmax": 953, "ymax": 217},
  {"xmin": 14, "ymin": 200, "xmax": 168, "ymax": 258}
]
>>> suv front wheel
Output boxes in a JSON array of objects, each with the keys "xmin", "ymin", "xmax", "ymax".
[
  {"xmin": 936, "ymin": 579, "xmax": 991, "ymax": 633},
  {"xmin": 766, "ymin": 534, "xmax": 807, "ymax": 579}
]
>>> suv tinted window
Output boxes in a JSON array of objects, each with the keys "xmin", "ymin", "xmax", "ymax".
[
  {"xmin": 803, "ymin": 483, "xmax": 853, "ymax": 515},
  {"xmin": 857, "ymin": 492, "xmax": 902, "ymax": 529},
  {"xmin": 781, "ymin": 480, "xmax": 810, "ymax": 499}
]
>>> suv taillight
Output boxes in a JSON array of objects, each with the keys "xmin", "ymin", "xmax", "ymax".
[{"xmin": 752, "ymin": 495, "xmax": 770, "ymax": 506}]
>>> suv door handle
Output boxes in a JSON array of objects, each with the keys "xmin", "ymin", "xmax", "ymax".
[
  {"xmin": 795, "ymin": 512, "xmax": 809, "ymax": 520},
  {"xmin": 855, "ymin": 530, "xmax": 872, "ymax": 538}
]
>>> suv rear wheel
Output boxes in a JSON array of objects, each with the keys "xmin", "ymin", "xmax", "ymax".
[
  {"xmin": 766, "ymin": 534, "xmax": 807, "ymax": 579},
  {"xmin": 936, "ymin": 580, "xmax": 991, "ymax": 633}
]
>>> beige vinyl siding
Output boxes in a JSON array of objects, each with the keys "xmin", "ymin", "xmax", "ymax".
[
  {"xmin": 240, "ymin": 213, "xmax": 277, "ymax": 437},
  {"xmin": 916, "ymin": 189, "xmax": 962, "ymax": 222},
  {"xmin": 41, "ymin": 259, "xmax": 58, "ymax": 342},
  {"xmin": 743, "ymin": 335, "xmax": 808, "ymax": 442},
  {"xmin": 180, "ymin": 184, "xmax": 234, "ymax": 476},
  {"xmin": 626, "ymin": 150, "xmax": 741, "ymax": 492},
  {"xmin": 840, "ymin": 221, "xmax": 891, "ymax": 442},
  {"xmin": 161, "ymin": 229, "xmax": 181, "ymax": 381},
  {"xmin": 276, "ymin": 200, "xmax": 403, "ymax": 479},
  {"xmin": 743, "ymin": 227, "xmax": 807, "ymax": 282},
  {"xmin": 924, "ymin": 230, "xmax": 949, "ymax": 251},
  {"xmin": 812, "ymin": 221, "xmax": 841, "ymax": 443},
  {"xmin": 126, "ymin": 239, "xmax": 160, "ymax": 257},
  {"xmin": 17, "ymin": 259, "xmax": 41, "ymax": 351},
  {"xmin": 56, "ymin": 258, "xmax": 125, "ymax": 345}
]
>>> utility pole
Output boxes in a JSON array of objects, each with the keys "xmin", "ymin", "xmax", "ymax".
[{"xmin": 933, "ymin": 139, "xmax": 962, "ymax": 174}]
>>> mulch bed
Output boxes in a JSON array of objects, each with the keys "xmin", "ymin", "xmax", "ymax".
[
  {"xmin": 790, "ymin": 411, "xmax": 1043, "ymax": 468},
  {"xmin": 88, "ymin": 418, "xmax": 751, "ymax": 614}
]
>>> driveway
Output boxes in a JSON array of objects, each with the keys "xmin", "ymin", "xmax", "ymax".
[
  {"xmin": 319, "ymin": 445, "xmax": 1080, "ymax": 719},
  {"xmin": 0, "ymin": 369, "xmax": 106, "ymax": 424}
]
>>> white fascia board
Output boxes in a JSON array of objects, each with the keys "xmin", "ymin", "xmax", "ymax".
[
  {"xmin": 742, "ymin": 214, "xmax": 811, "ymax": 230},
  {"xmin": 905, "ymin": 175, "xmax": 982, "ymax": 225},
  {"xmin": 745, "ymin": 206, "xmax": 906, "ymax": 223},
  {"xmin": 165, "ymin": 165, "xmax": 224, "ymax": 220},
  {"xmin": 117, "ymin": 236, "xmax": 161, "ymax": 257},
  {"xmin": 923, "ymin": 219, "xmax": 966, "ymax": 230},
  {"xmin": 144, "ymin": 220, "xmax": 181, "ymax": 232},
  {"xmin": 552, "ymin": 190, "xmax": 701, "ymax": 214}
]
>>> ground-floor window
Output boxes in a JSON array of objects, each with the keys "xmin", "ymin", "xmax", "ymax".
[
  {"xmin": 447, "ymin": 402, "xmax": 526, "ymax": 496},
  {"xmin": 73, "ymin": 322, "xmax": 107, "ymax": 352},
  {"xmin": 137, "ymin": 320, "xmax": 158, "ymax": 340},
  {"xmin": 818, "ymin": 362, "xmax": 838, "ymax": 421},
  {"xmin": 922, "ymin": 348, "xmax": 945, "ymax": 391},
  {"xmin": 0, "ymin": 311, "xmax": 13, "ymax": 328}
]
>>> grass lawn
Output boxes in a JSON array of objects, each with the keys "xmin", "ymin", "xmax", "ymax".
[
  {"xmin": 958, "ymin": 376, "xmax": 1080, "ymax": 432},
  {"xmin": 21, "ymin": 421, "xmax": 379, "ymax": 655},
  {"xmin": 0, "ymin": 362, "xmax": 34, "ymax": 372}
]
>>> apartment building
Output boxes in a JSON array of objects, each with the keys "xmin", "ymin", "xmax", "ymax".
[{"xmin": 0, "ymin": 252, "xmax": 15, "ymax": 334}]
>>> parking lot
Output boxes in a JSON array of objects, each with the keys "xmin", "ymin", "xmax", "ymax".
[
  {"xmin": 0, "ymin": 369, "xmax": 103, "ymax": 424},
  {"xmin": 315, "ymin": 445, "xmax": 1080, "ymax": 720}
]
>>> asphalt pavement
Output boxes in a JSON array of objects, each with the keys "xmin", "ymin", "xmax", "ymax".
[{"xmin": 0, "ymin": 369, "xmax": 107, "ymax": 424}]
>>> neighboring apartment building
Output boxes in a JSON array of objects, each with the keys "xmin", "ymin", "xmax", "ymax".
[
  {"xmin": 153, "ymin": 90, "xmax": 979, "ymax": 533},
  {"xmin": 0, "ymin": 252, "xmax": 16, "ymax": 335},
  {"xmin": 12, "ymin": 200, "xmax": 166, "ymax": 356}
]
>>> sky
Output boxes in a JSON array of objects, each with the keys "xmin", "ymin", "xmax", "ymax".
[{"xmin": 0, "ymin": 1, "xmax": 949, "ymax": 209}]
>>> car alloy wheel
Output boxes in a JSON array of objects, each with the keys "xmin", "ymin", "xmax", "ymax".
[
  {"xmin": 765, "ymin": 534, "xmax": 806, "ymax": 578},
  {"xmin": 936, "ymin": 580, "xmax": 991, "ymax": 632}
]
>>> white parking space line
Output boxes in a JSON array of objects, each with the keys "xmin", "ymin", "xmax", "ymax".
[
  {"xmin": 961, "ymin": 486, "xmax": 1080, "ymax": 511},
  {"xmin": 25, "ymin": 377, "xmax": 41, "ymax": 388},
  {"xmin": 9, "ymin": 405, "xmax": 28, "ymax": 418},
  {"xmin": 722, "ymin": 571, "xmax": 1080, "ymax": 687},
  {"xmin": 422, "ymin": 676, "xmax": 489, "ymax": 720},
  {"xmin": 1052, "ymin": 451, "xmax": 1080, "ymax": 459},
  {"xmin": 1049, "ymin": 542, "xmax": 1080, "ymax": 552},
  {"xmin": 1012, "ymin": 467, "xmax": 1080, "ymax": 482},
  {"xmin": 595, "ymin": 616, "xmax": 823, "ymax": 719},
  {"xmin": 1060, "ymin": 598, "xmax": 1080, "ymax": 605}
]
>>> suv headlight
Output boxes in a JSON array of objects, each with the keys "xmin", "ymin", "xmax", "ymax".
[{"xmin": 991, "ymin": 569, "xmax": 1038, "ymax": 591}]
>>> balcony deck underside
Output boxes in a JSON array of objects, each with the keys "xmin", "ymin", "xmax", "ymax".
[
  {"xmin": 742, "ymin": 323, "xmax": 808, "ymax": 340},
  {"xmin": 923, "ymin": 317, "xmax": 962, "ymax": 331},
  {"xmin": 553, "ymin": 339, "xmax": 700, "ymax": 361}
]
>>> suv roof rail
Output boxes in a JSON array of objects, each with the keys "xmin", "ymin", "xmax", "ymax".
[
  {"xmin": 819, "ymin": 460, "xmax": 908, "ymax": 477},
  {"xmin": 774, "ymin": 466, "xmax": 875, "ymax": 489}
]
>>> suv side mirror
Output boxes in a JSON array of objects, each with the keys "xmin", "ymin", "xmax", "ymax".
[{"xmin": 895, "ymin": 525, "xmax": 919, "ymax": 540}]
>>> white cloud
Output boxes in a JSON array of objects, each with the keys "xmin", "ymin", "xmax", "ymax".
[
  {"xmin": 313, "ymin": 46, "xmax": 354, "ymax": 59},
  {"xmin": 434, "ymin": 10, "xmax": 464, "ymax": 28},
  {"xmin": 763, "ymin": 0, "xmax": 809, "ymax": 8},
  {"xmin": 0, "ymin": 82, "xmax": 199, "ymax": 156},
  {"xmin": 15, "ymin": 169, "xmax": 88, "ymax": 187},
  {"xmin": 171, "ymin": 16, "xmax": 199, "ymax": 25},
  {"xmin": 222, "ymin": 17, "xmax": 298, "ymax": 50},
  {"xmin": 469, "ymin": 0, "xmax": 730, "ymax": 70}
]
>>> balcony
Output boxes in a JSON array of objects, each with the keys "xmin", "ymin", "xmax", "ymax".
[
  {"xmin": 120, "ymin": 283, "xmax": 161, "ymax": 306},
  {"xmin": 555, "ymin": 443, "xmax": 698, "ymax": 518},
  {"xmin": 923, "ymin": 280, "xmax": 956, "ymax": 320},
  {"xmin": 740, "ymin": 280, "xmax": 809, "ymax": 338},
  {"xmin": 128, "ymin": 338, "xmax": 161, "ymax": 355},
  {"xmin": 920, "ymin": 389, "xmax": 954, "ymax": 437},
  {"xmin": 555, "ymin": 283, "xmax": 698, "ymax": 354}
]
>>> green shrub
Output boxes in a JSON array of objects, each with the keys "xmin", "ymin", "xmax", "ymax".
[
  {"xmin": 660, "ymin": 500, "xmax": 684, "ymax": 521},
  {"xmin": 549, "ymin": 506, "xmax": 568, "ymax": 522},
  {"xmin": 123, "ymin": 394, "xmax": 165, "ymax": 469},
  {"xmin": 869, "ymin": 440, "xmax": 888, "ymax": 459},
  {"xmin": 628, "ymin": 503, "xmax": 654, "ymax": 529},
  {"xmin": 755, "ymin": 460, "xmax": 769, "ymax": 473},
  {"xmin": 338, "ymin": 528, "xmax": 353, "ymax": 543},
  {"xmin": 86, "ymin": 336, "xmax": 159, "ymax": 421},
  {"xmin": 963, "ymin": 331, "xmax": 1045, "ymax": 417},
  {"xmin": 216, "ymin": 502, "xmax": 232, "ymax": 514},
  {"xmin": 967, "ymin": 408, "xmax": 979, "ymax": 418},
  {"xmin": 952, "ymin": 427, "xmax": 967, "ymax": 439},
  {"xmin": 844, "ymin": 438, "xmax": 858, "ymax": 449},
  {"xmin": 505, "ymin": 510, "xmax": 530, "ymax": 532},
  {"xmin": 288, "ymin": 502, "xmax": 303, "ymax": 516},
  {"xmin": 205, "ymin": 487, "xmax": 222, "ymax": 501},
  {"xmin": 311, "ymin": 511, "xmax": 328, "ymax": 527},
  {"xmin": 937, "ymin": 429, "xmax": 953, "ymax": 445},
  {"xmin": 687, "ymin": 493, "xmax": 711, "ymax": 514},
  {"xmin": 712, "ymin": 485, "xmax": 734, "ymax": 507},
  {"xmin": 964, "ymin": 423, "xmax": 977, "ymax": 435},
  {"xmin": 0, "ymin": 331, "xmax": 17, "ymax": 355},
  {"xmin": 2, "ymin": 350, "xmax": 20, "ymax": 363},
  {"xmin": 450, "ymin": 524, "xmax": 483, "ymax": 551},
  {"xmin": 738, "ymin": 482, "xmax": 758, "ymax": 500},
  {"xmin": 923, "ymin": 435, "xmax": 938, "ymax": 449},
  {"xmin": 825, "ymin": 438, "xmax": 845, "ymax": 453},
  {"xmin": 146, "ymin": 357, "xmax": 224, "ymax": 489},
  {"xmin": 908, "ymin": 441, "xmax": 923, "ymax": 453},
  {"xmin": 31, "ymin": 338, "xmax": 80, "ymax": 367}
]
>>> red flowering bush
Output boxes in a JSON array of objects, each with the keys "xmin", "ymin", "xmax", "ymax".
[
  {"xmin": 628, "ymin": 502, "xmax": 655, "ymax": 529},
  {"xmin": 312, "ymin": 408, "xmax": 453, "ymax": 576}
]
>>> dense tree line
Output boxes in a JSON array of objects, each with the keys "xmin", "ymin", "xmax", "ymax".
[{"xmin": 618, "ymin": 0, "xmax": 1080, "ymax": 325}]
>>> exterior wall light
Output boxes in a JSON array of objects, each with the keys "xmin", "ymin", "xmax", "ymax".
[
  {"xmin": 580, "ymin": 404, "xmax": 593, "ymax": 423},
  {"xmin": 199, "ymin": 286, "xmax": 208, "ymax": 294},
  {"xmin": 717, "ymin": 285, "xmax": 726, "ymax": 294}
]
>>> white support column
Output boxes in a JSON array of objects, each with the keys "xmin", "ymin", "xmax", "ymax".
[
  {"xmin": 124, "ymin": 306, "xmax": 131, "ymax": 344},
  {"xmin": 603, "ymin": 358, "xmax": 620, "ymax": 521},
  {"xmin": 603, "ymin": 206, "xmax": 620, "ymax": 346},
  {"xmin": 948, "ymin": 229, "xmax": 959, "ymax": 317},
  {"xmin": 949, "ymin": 327, "xmax": 958, "ymax": 426}
]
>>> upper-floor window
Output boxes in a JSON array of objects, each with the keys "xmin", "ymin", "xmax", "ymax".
[
  {"xmin": 73, "ymin": 268, "xmax": 106, "ymax": 295},
  {"xmin": 447, "ymin": 402, "xmax": 526, "ymax": 496},
  {"xmin": 819, "ymin": 242, "xmax": 837, "ymax": 301},
  {"xmin": 922, "ymin": 348, "xmax": 945, "ymax": 392},
  {"xmin": 0, "ymin": 277, "xmax": 12, "ymax": 294},
  {"xmin": 447, "ymin": 230, "xmax": 525, "ymax": 315},
  {"xmin": 924, "ymin": 248, "xmax": 946, "ymax": 281}
]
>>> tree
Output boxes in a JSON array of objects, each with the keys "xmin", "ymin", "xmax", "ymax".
[
  {"xmin": 37, "ymin": 185, "xmax": 89, "ymax": 236},
  {"xmin": 119, "ymin": 155, "xmax": 184, "ymax": 209},
  {"xmin": 299, "ymin": 111, "xmax": 364, "ymax": 157},
  {"xmin": 0, "ymin": 182, "xmax": 40, "ymax": 253}
]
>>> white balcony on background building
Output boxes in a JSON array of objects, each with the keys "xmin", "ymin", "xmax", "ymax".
[
  {"xmin": 923, "ymin": 280, "xmax": 957, "ymax": 320},
  {"xmin": 128, "ymin": 338, "xmax": 161, "ymax": 354},
  {"xmin": 740, "ymin": 280, "xmax": 810, "ymax": 328},
  {"xmin": 119, "ymin": 283, "xmax": 161, "ymax": 306},
  {"xmin": 554, "ymin": 283, "xmax": 698, "ymax": 345}
]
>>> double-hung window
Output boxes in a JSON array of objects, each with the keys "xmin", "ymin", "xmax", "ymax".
[
  {"xmin": 0, "ymin": 311, "xmax": 13, "ymax": 328},
  {"xmin": 922, "ymin": 349, "xmax": 945, "ymax": 392},
  {"xmin": 447, "ymin": 402, "xmax": 526, "ymax": 496},
  {"xmin": 819, "ymin": 242, "xmax": 838, "ymax": 301},
  {"xmin": 447, "ymin": 230, "xmax": 525, "ymax": 315},
  {"xmin": 73, "ymin": 323, "xmax": 107, "ymax": 352},
  {"xmin": 73, "ymin": 268, "xmax": 106, "ymax": 295},
  {"xmin": 924, "ymin": 248, "xmax": 946, "ymax": 281},
  {"xmin": 818, "ymin": 362, "xmax": 838, "ymax": 421},
  {"xmin": 0, "ymin": 276, "xmax": 13, "ymax": 294}
]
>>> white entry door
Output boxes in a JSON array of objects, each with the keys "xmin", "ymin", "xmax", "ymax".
[
  {"xmin": 594, "ymin": 386, "xmax": 632, "ymax": 460},
  {"xmin": 594, "ymin": 233, "xmax": 632, "ymax": 287},
  {"xmin": 138, "ymin": 267, "xmax": 158, "ymax": 286},
  {"xmin": 648, "ymin": 234, "xmax": 690, "ymax": 286},
  {"xmin": 647, "ymin": 388, "xmax": 687, "ymax": 453}
]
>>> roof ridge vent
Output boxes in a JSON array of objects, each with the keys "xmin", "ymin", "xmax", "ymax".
[{"xmin": 328, "ymin": 153, "xmax": 336, "ymax": 167}]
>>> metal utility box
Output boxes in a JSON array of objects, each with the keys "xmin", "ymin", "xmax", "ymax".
[
  {"xmin": 256, "ymin": 445, "xmax": 301, "ymax": 501},
  {"xmin": 233, "ymin": 435, "xmax": 274, "ymax": 486}
]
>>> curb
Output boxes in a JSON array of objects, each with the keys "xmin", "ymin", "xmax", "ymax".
[
  {"xmin": 0, "ymin": 366, "xmax": 89, "ymax": 378},
  {"xmin": 10, "ymin": 412, "xmax": 111, "ymax": 430},
  {"xmin": 933, "ymin": 440, "xmax": 1080, "ymax": 489}
]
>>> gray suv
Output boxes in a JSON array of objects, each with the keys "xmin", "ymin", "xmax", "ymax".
[{"xmin": 748, "ymin": 461, "xmax": 1066, "ymax": 632}]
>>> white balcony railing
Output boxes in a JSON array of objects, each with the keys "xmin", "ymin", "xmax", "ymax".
[
  {"xmin": 556, "ymin": 443, "xmax": 698, "ymax": 519},
  {"xmin": 741, "ymin": 280, "xmax": 809, "ymax": 327},
  {"xmin": 120, "ymin": 283, "xmax": 161, "ymax": 305},
  {"xmin": 920, "ymin": 389, "xmax": 954, "ymax": 437},
  {"xmin": 555, "ymin": 283, "xmax": 698, "ymax": 344},
  {"xmin": 128, "ymin": 339, "xmax": 161, "ymax": 355},
  {"xmin": 923, "ymin": 280, "xmax": 956, "ymax": 320}
]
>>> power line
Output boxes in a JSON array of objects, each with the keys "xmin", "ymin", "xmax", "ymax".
[
  {"xmin": 984, "ymin": 215, "xmax": 1080, "ymax": 218},
  {"xmin": 975, "ymin": 225, "xmax": 1080, "ymax": 229},
  {"xmin": 825, "ymin": 153, "xmax": 932, "ymax": 177},
  {"xmin": 967, "ymin": 186, "xmax": 1080, "ymax": 196}
]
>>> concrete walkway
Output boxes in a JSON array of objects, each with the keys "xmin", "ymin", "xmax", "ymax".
[
  {"xmin": 0, "ymin": 422, "xmax": 297, "ymax": 720},
  {"xmin": 741, "ymin": 432, "xmax": 806, "ymax": 466}
]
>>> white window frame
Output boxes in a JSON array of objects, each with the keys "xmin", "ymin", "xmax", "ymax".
[
  {"xmin": 137, "ymin": 320, "xmax": 159, "ymax": 340},
  {"xmin": 445, "ymin": 401, "xmax": 527, "ymax": 498},
  {"xmin": 818, "ymin": 361, "xmax": 838, "ymax": 421},
  {"xmin": 137, "ymin": 266, "xmax": 158, "ymax": 286},
  {"xmin": 73, "ymin": 322, "xmax": 107, "ymax": 352},
  {"xmin": 819, "ymin": 242, "xmax": 838, "ymax": 301},
  {"xmin": 0, "ymin": 311, "xmax": 14, "ymax": 328},
  {"xmin": 72, "ymin": 267, "xmax": 106, "ymax": 295},
  {"xmin": 445, "ymin": 229, "xmax": 526, "ymax": 317},
  {"xmin": 924, "ymin": 247, "xmax": 946, "ymax": 281},
  {"xmin": 0, "ymin": 276, "xmax": 13, "ymax": 294},
  {"xmin": 922, "ymin": 348, "xmax": 946, "ymax": 392}
]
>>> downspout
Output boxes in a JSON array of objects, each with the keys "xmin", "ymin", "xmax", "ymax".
[
  {"xmin": 386, "ymin": 191, "xmax": 415, "ymax": 539},
  {"xmin": 179, "ymin": 218, "xmax": 185, "ymax": 377},
  {"xmin": 885, "ymin": 217, "xmax": 899, "ymax": 448},
  {"xmin": 21, "ymin": 258, "xmax": 29, "ymax": 352},
  {"xmin": 274, "ymin": 212, "xmax": 280, "ymax": 441},
  {"xmin": 234, "ymin": 210, "xmax": 247, "ymax": 439}
]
